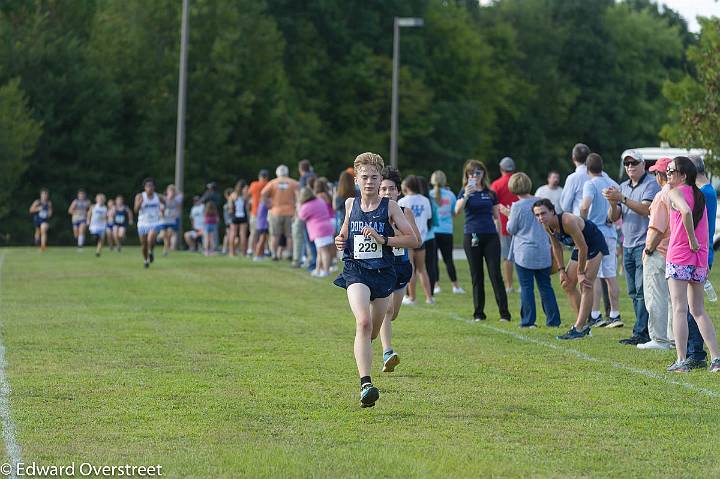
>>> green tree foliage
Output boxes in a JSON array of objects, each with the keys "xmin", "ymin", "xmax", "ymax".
[
  {"xmin": 0, "ymin": 0, "xmax": 702, "ymax": 243},
  {"xmin": 662, "ymin": 18, "xmax": 720, "ymax": 167},
  {"xmin": 0, "ymin": 78, "xmax": 42, "ymax": 221},
  {"xmin": 481, "ymin": 0, "xmax": 685, "ymax": 181}
]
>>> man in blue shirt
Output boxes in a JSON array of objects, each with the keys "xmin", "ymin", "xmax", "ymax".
[
  {"xmin": 579, "ymin": 153, "xmax": 622, "ymax": 328},
  {"xmin": 560, "ymin": 143, "xmax": 592, "ymax": 215},
  {"xmin": 605, "ymin": 150, "xmax": 661, "ymax": 345}
]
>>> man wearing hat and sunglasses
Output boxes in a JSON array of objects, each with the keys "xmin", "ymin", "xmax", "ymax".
[{"xmin": 604, "ymin": 150, "xmax": 661, "ymax": 346}]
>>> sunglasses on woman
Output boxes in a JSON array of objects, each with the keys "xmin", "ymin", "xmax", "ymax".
[{"xmin": 666, "ymin": 167, "xmax": 678, "ymax": 175}]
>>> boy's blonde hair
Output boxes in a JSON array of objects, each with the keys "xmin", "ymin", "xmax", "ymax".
[{"xmin": 354, "ymin": 152, "xmax": 384, "ymax": 174}]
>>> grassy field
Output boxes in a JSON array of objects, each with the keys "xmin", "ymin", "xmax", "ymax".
[{"xmin": 1, "ymin": 247, "xmax": 720, "ymax": 478}]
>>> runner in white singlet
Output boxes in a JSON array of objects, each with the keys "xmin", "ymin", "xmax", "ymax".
[
  {"xmin": 87, "ymin": 193, "xmax": 108, "ymax": 257},
  {"xmin": 134, "ymin": 178, "xmax": 165, "ymax": 268}
]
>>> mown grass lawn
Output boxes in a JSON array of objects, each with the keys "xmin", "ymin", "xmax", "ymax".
[{"xmin": 1, "ymin": 247, "xmax": 719, "ymax": 478}]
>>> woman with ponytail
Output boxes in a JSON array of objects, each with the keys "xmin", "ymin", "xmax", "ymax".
[
  {"xmin": 430, "ymin": 170, "xmax": 464, "ymax": 294},
  {"xmin": 665, "ymin": 156, "xmax": 720, "ymax": 373}
]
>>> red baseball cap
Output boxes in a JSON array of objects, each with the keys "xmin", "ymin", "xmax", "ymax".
[{"xmin": 649, "ymin": 157, "xmax": 672, "ymax": 173}]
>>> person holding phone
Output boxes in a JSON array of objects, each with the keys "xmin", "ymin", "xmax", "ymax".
[{"xmin": 455, "ymin": 160, "xmax": 510, "ymax": 322}]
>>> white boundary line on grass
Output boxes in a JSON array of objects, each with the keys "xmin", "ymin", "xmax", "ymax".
[
  {"xmin": 439, "ymin": 310, "xmax": 720, "ymax": 399},
  {"xmin": 0, "ymin": 253, "xmax": 22, "ymax": 478}
]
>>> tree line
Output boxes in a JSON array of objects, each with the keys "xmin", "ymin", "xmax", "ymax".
[{"xmin": 0, "ymin": 0, "xmax": 715, "ymax": 244}]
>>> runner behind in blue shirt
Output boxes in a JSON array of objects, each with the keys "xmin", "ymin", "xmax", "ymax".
[{"xmin": 377, "ymin": 166, "xmax": 422, "ymax": 374}]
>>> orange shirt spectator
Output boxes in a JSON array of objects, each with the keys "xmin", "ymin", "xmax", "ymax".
[
  {"xmin": 248, "ymin": 171, "xmax": 269, "ymax": 217},
  {"xmin": 262, "ymin": 175, "xmax": 299, "ymax": 217},
  {"xmin": 650, "ymin": 186, "xmax": 671, "ymax": 257}
]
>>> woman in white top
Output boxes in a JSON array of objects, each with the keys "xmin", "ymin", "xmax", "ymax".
[
  {"xmin": 228, "ymin": 180, "xmax": 249, "ymax": 257},
  {"xmin": 398, "ymin": 175, "xmax": 434, "ymax": 305},
  {"xmin": 87, "ymin": 193, "xmax": 108, "ymax": 257},
  {"xmin": 134, "ymin": 178, "xmax": 165, "ymax": 268}
]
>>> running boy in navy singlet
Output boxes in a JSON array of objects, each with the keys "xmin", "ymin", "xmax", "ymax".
[
  {"xmin": 29, "ymin": 188, "xmax": 52, "ymax": 252},
  {"xmin": 334, "ymin": 153, "xmax": 419, "ymax": 408},
  {"xmin": 111, "ymin": 195, "xmax": 133, "ymax": 252},
  {"xmin": 378, "ymin": 166, "xmax": 421, "ymax": 373}
]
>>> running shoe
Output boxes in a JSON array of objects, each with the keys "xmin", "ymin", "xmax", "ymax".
[
  {"xmin": 587, "ymin": 315, "xmax": 603, "ymax": 328},
  {"xmin": 500, "ymin": 316, "xmax": 511, "ymax": 322},
  {"xmin": 360, "ymin": 383, "xmax": 379, "ymax": 408},
  {"xmin": 433, "ymin": 285, "xmax": 441, "ymax": 294},
  {"xmin": 557, "ymin": 326, "xmax": 591, "ymax": 340},
  {"xmin": 452, "ymin": 286, "xmax": 465, "ymax": 294},
  {"xmin": 594, "ymin": 317, "xmax": 610, "ymax": 327},
  {"xmin": 667, "ymin": 359, "xmax": 690, "ymax": 373},
  {"xmin": 605, "ymin": 316, "xmax": 624, "ymax": 328},
  {"xmin": 383, "ymin": 351, "xmax": 400, "ymax": 373},
  {"xmin": 426, "ymin": 297, "xmax": 436, "ymax": 305},
  {"xmin": 144, "ymin": 261, "xmax": 150, "ymax": 269},
  {"xmin": 710, "ymin": 358, "xmax": 720, "ymax": 373},
  {"xmin": 149, "ymin": 251, "xmax": 155, "ymax": 263},
  {"xmin": 619, "ymin": 335, "xmax": 647, "ymax": 345},
  {"xmin": 473, "ymin": 316, "xmax": 486, "ymax": 322},
  {"xmin": 95, "ymin": 252, "xmax": 100, "ymax": 257},
  {"xmin": 685, "ymin": 358, "xmax": 708, "ymax": 370},
  {"xmin": 402, "ymin": 297, "xmax": 416, "ymax": 306}
]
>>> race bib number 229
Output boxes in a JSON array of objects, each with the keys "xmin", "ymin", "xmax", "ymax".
[{"xmin": 353, "ymin": 234, "xmax": 382, "ymax": 260}]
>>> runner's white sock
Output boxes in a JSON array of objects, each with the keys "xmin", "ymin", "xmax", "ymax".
[
  {"xmin": 610, "ymin": 310, "xmax": 620, "ymax": 318},
  {"xmin": 591, "ymin": 311, "xmax": 601, "ymax": 319},
  {"xmin": 78, "ymin": 234, "xmax": 85, "ymax": 247}
]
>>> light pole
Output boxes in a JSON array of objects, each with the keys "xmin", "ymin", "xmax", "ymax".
[
  {"xmin": 390, "ymin": 16, "xmax": 423, "ymax": 169},
  {"xmin": 175, "ymin": 0, "xmax": 189, "ymax": 240}
]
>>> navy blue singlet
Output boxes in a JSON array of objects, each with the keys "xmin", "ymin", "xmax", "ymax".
[{"xmin": 343, "ymin": 197, "xmax": 395, "ymax": 270}]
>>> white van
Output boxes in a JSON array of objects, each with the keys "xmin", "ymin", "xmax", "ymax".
[
  {"xmin": 619, "ymin": 147, "xmax": 720, "ymax": 250},
  {"xmin": 617, "ymin": 147, "xmax": 707, "ymax": 179}
]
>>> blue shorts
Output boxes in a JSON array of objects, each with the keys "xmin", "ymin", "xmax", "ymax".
[
  {"xmin": 34, "ymin": 218, "xmax": 48, "ymax": 228},
  {"xmin": 158, "ymin": 220, "xmax": 179, "ymax": 232},
  {"xmin": 334, "ymin": 260, "xmax": 396, "ymax": 301},
  {"xmin": 570, "ymin": 232, "xmax": 609, "ymax": 262},
  {"xmin": 393, "ymin": 261, "xmax": 413, "ymax": 291},
  {"xmin": 204, "ymin": 223, "xmax": 218, "ymax": 234},
  {"xmin": 72, "ymin": 220, "xmax": 86, "ymax": 227}
]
